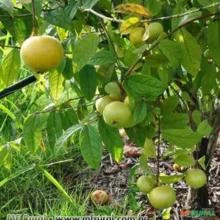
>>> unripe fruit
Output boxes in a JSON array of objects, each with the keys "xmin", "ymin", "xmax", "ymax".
[
  {"xmin": 95, "ymin": 96, "xmax": 113, "ymax": 114},
  {"xmin": 129, "ymin": 27, "xmax": 145, "ymax": 45},
  {"xmin": 124, "ymin": 96, "xmax": 135, "ymax": 110},
  {"xmin": 146, "ymin": 22, "xmax": 163, "ymax": 41},
  {"xmin": 104, "ymin": 82, "xmax": 122, "ymax": 100},
  {"xmin": 185, "ymin": 168, "xmax": 207, "ymax": 189},
  {"xmin": 148, "ymin": 185, "xmax": 176, "ymax": 209},
  {"xmin": 136, "ymin": 175, "xmax": 156, "ymax": 193},
  {"xmin": 20, "ymin": 35, "xmax": 64, "ymax": 72},
  {"xmin": 103, "ymin": 101, "xmax": 133, "ymax": 128},
  {"xmin": 90, "ymin": 190, "xmax": 109, "ymax": 205}
]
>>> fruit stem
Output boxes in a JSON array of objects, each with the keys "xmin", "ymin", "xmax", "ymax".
[
  {"xmin": 31, "ymin": 0, "xmax": 38, "ymax": 35},
  {"xmin": 156, "ymin": 114, "xmax": 161, "ymax": 186}
]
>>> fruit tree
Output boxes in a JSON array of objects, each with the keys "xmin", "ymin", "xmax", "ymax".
[{"xmin": 0, "ymin": 0, "xmax": 219, "ymax": 217}]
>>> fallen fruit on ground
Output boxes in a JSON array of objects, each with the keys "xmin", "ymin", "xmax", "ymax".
[
  {"xmin": 95, "ymin": 96, "xmax": 113, "ymax": 114},
  {"xmin": 20, "ymin": 35, "xmax": 64, "ymax": 73},
  {"xmin": 104, "ymin": 82, "xmax": 122, "ymax": 100},
  {"xmin": 148, "ymin": 185, "xmax": 176, "ymax": 209},
  {"xmin": 129, "ymin": 27, "xmax": 145, "ymax": 45},
  {"xmin": 103, "ymin": 101, "xmax": 133, "ymax": 128},
  {"xmin": 136, "ymin": 175, "xmax": 156, "ymax": 193},
  {"xmin": 90, "ymin": 190, "xmax": 109, "ymax": 205},
  {"xmin": 185, "ymin": 168, "xmax": 207, "ymax": 189}
]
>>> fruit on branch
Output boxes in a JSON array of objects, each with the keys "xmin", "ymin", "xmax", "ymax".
[
  {"xmin": 148, "ymin": 185, "xmax": 176, "ymax": 209},
  {"xmin": 136, "ymin": 175, "xmax": 156, "ymax": 193},
  {"xmin": 104, "ymin": 82, "xmax": 122, "ymax": 100},
  {"xmin": 90, "ymin": 190, "xmax": 109, "ymax": 205},
  {"xmin": 95, "ymin": 96, "xmax": 113, "ymax": 114},
  {"xmin": 103, "ymin": 101, "xmax": 133, "ymax": 128},
  {"xmin": 20, "ymin": 35, "xmax": 64, "ymax": 73},
  {"xmin": 129, "ymin": 27, "xmax": 145, "ymax": 45},
  {"xmin": 146, "ymin": 22, "xmax": 164, "ymax": 41},
  {"xmin": 185, "ymin": 168, "xmax": 207, "ymax": 189}
]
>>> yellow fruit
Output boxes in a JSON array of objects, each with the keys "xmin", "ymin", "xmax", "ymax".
[
  {"xmin": 185, "ymin": 168, "xmax": 207, "ymax": 189},
  {"xmin": 20, "ymin": 35, "xmax": 64, "ymax": 72},
  {"xmin": 103, "ymin": 101, "xmax": 133, "ymax": 128},
  {"xmin": 148, "ymin": 185, "xmax": 176, "ymax": 209},
  {"xmin": 95, "ymin": 96, "xmax": 113, "ymax": 114},
  {"xmin": 90, "ymin": 190, "xmax": 109, "ymax": 205},
  {"xmin": 129, "ymin": 27, "xmax": 145, "ymax": 45}
]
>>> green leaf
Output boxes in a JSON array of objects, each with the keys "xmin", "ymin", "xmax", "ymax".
[
  {"xmin": 89, "ymin": 50, "xmax": 117, "ymax": 65},
  {"xmin": 46, "ymin": 111, "xmax": 63, "ymax": 148},
  {"xmin": 60, "ymin": 108, "xmax": 78, "ymax": 130},
  {"xmin": 197, "ymin": 120, "xmax": 212, "ymax": 137},
  {"xmin": 42, "ymin": 169, "xmax": 73, "ymax": 203},
  {"xmin": 197, "ymin": 0, "xmax": 218, "ymax": 13},
  {"xmin": 143, "ymin": 138, "xmax": 156, "ymax": 158},
  {"xmin": 78, "ymin": 65, "xmax": 97, "ymax": 101},
  {"xmin": 161, "ymin": 95, "xmax": 179, "ymax": 113},
  {"xmin": 49, "ymin": 70, "xmax": 64, "ymax": 103},
  {"xmin": 0, "ymin": 0, "xmax": 13, "ymax": 16},
  {"xmin": 56, "ymin": 124, "xmax": 83, "ymax": 147},
  {"xmin": 23, "ymin": 114, "xmax": 48, "ymax": 152},
  {"xmin": 0, "ymin": 49, "xmax": 20, "ymax": 86},
  {"xmin": 72, "ymin": 33, "xmax": 99, "ymax": 70},
  {"xmin": 198, "ymin": 156, "xmax": 206, "ymax": 170},
  {"xmin": 161, "ymin": 113, "xmax": 188, "ymax": 129},
  {"xmin": 124, "ymin": 74, "xmax": 166, "ymax": 100},
  {"xmin": 207, "ymin": 20, "xmax": 220, "ymax": 66},
  {"xmin": 174, "ymin": 153, "xmax": 196, "ymax": 167},
  {"xmin": 175, "ymin": 29, "xmax": 201, "ymax": 76},
  {"xmin": 98, "ymin": 118, "xmax": 123, "ymax": 163},
  {"xmin": 144, "ymin": 0, "xmax": 162, "ymax": 16},
  {"xmin": 162, "ymin": 128, "xmax": 201, "ymax": 149},
  {"xmin": 159, "ymin": 39, "xmax": 182, "ymax": 68},
  {"xmin": 159, "ymin": 174, "xmax": 184, "ymax": 184},
  {"xmin": 81, "ymin": 0, "xmax": 99, "ymax": 9},
  {"xmin": 132, "ymin": 100, "xmax": 148, "ymax": 124},
  {"xmin": 79, "ymin": 125, "xmax": 102, "ymax": 169},
  {"xmin": 42, "ymin": 1, "xmax": 79, "ymax": 30}
]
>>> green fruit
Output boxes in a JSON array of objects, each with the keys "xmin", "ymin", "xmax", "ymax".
[
  {"xmin": 104, "ymin": 82, "xmax": 122, "ymax": 100},
  {"xmin": 146, "ymin": 22, "xmax": 164, "ymax": 41},
  {"xmin": 95, "ymin": 96, "xmax": 113, "ymax": 114},
  {"xmin": 148, "ymin": 185, "xmax": 176, "ymax": 209},
  {"xmin": 136, "ymin": 175, "xmax": 156, "ymax": 193},
  {"xmin": 185, "ymin": 168, "xmax": 207, "ymax": 189},
  {"xmin": 129, "ymin": 27, "xmax": 145, "ymax": 45},
  {"xmin": 103, "ymin": 101, "xmax": 133, "ymax": 128}
]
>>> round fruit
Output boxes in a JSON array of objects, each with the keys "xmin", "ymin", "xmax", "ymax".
[
  {"xmin": 90, "ymin": 190, "xmax": 109, "ymax": 205},
  {"xmin": 185, "ymin": 168, "xmax": 207, "ymax": 189},
  {"xmin": 129, "ymin": 27, "xmax": 145, "ymax": 45},
  {"xmin": 95, "ymin": 96, "xmax": 113, "ymax": 114},
  {"xmin": 104, "ymin": 82, "xmax": 122, "ymax": 100},
  {"xmin": 136, "ymin": 175, "xmax": 156, "ymax": 193},
  {"xmin": 20, "ymin": 35, "xmax": 64, "ymax": 72},
  {"xmin": 148, "ymin": 185, "xmax": 176, "ymax": 209},
  {"xmin": 146, "ymin": 22, "xmax": 164, "ymax": 41},
  {"xmin": 103, "ymin": 101, "xmax": 133, "ymax": 128}
]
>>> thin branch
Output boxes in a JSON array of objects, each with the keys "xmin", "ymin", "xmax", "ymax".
[
  {"xmin": 156, "ymin": 114, "xmax": 161, "ymax": 186},
  {"xmin": 31, "ymin": 0, "xmax": 38, "ymax": 35},
  {"xmin": 143, "ymin": 2, "xmax": 220, "ymax": 22},
  {"xmin": 84, "ymin": 8, "xmax": 121, "ymax": 23}
]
